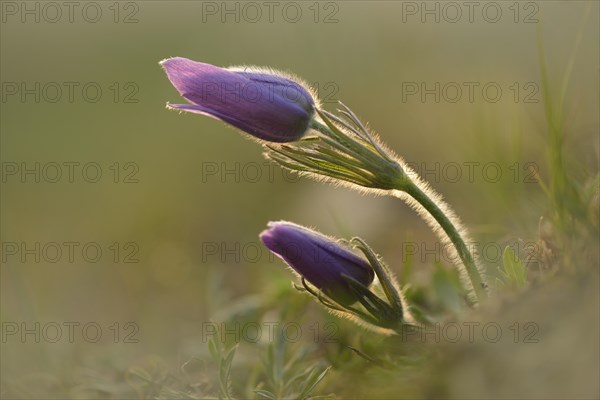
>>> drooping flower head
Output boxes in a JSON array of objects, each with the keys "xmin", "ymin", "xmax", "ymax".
[
  {"xmin": 161, "ymin": 57, "xmax": 317, "ymax": 142},
  {"xmin": 260, "ymin": 221, "xmax": 374, "ymax": 306}
]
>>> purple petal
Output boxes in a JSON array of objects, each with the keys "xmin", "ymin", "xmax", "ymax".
[
  {"xmin": 260, "ymin": 221, "xmax": 374, "ymax": 305},
  {"xmin": 161, "ymin": 58, "xmax": 315, "ymax": 142}
]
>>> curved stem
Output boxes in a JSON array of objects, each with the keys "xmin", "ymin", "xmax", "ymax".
[
  {"xmin": 307, "ymin": 116, "xmax": 487, "ymax": 304},
  {"xmin": 402, "ymin": 181, "xmax": 487, "ymax": 303}
]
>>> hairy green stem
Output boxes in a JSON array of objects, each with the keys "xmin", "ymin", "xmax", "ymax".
[
  {"xmin": 401, "ymin": 181, "xmax": 487, "ymax": 303},
  {"xmin": 310, "ymin": 118, "xmax": 487, "ymax": 304}
]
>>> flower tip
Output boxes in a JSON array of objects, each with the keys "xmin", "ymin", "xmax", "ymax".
[
  {"xmin": 165, "ymin": 102, "xmax": 179, "ymax": 112},
  {"xmin": 259, "ymin": 222, "xmax": 277, "ymax": 245},
  {"xmin": 258, "ymin": 229, "xmax": 272, "ymax": 246},
  {"xmin": 266, "ymin": 220, "xmax": 285, "ymax": 229},
  {"xmin": 259, "ymin": 221, "xmax": 291, "ymax": 252},
  {"xmin": 158, "ymin": 57, "xmax": 175, "ymax": 68},
  {"xmin": 159, "ymin": 57, "xmax": 192, "ymax": 74},
  {"xmin": 159, "ymin": 56, "xmax": 180, "ymax": 65}
]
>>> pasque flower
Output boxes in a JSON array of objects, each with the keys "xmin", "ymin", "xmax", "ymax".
[
  {"xmin": 260, "ymin": 221, "xmax": 374, "ymax": 306},
  {"xmin": 161, "ymin": 57, "xmax": 316, "ymax": 142}
]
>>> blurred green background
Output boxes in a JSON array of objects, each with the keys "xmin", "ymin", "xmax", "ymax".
[{"xmin": 1, "ymin": 1, "xmax": 598, "ymax": 398}]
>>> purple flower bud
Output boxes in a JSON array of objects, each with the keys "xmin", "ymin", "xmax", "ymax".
[
  {"xmin": 260, "ymin": 221, "xmax": 375, "ymax": 306},
  {"xmin": 160, "ymin": 57, "xmax": 316, "ymax": 143}
]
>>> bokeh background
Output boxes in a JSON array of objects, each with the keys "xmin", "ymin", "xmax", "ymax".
[{"xmin": 1, "ymin": 1, "xmax": 598, "ymax": 398}]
